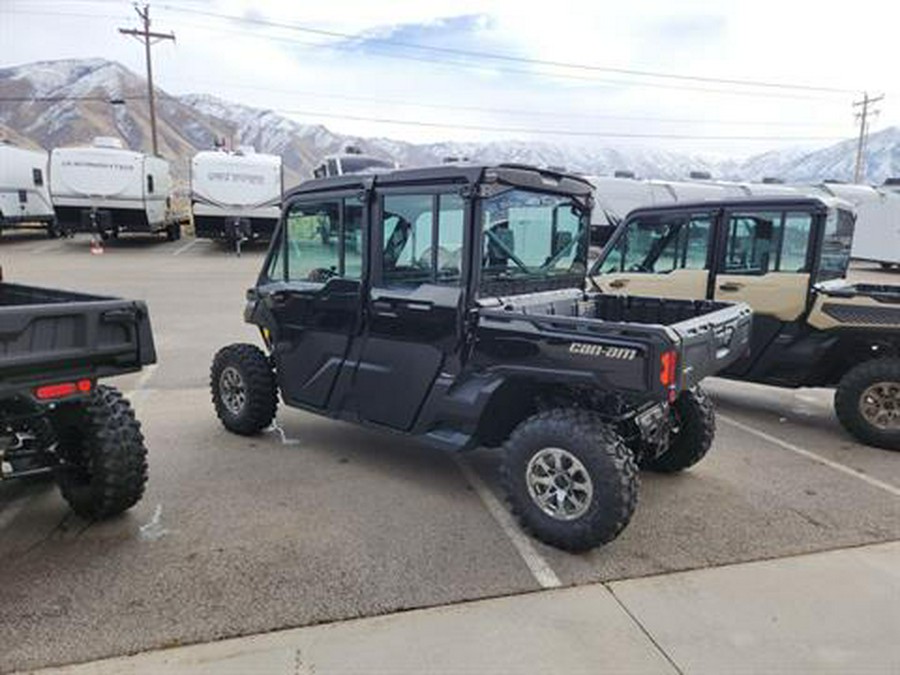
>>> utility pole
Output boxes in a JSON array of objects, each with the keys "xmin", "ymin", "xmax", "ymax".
[
  {"xmin": 119, "ymin": 4, "xmax": 175, "ymax": 156},
  {"xmin": 852, "ymin": 92, "xmax": 884, "ymax": 184}
]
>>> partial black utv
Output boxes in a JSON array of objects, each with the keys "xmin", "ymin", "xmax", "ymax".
[
  {"xmin": 211, "ymin": 164, "xmax": 753, "ymax": 551},
  {"xmin": 0, "ymin": 278, "xmax": 155, "ymax": 518}
]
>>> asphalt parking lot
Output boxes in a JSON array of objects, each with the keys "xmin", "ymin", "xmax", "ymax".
[{"xmin": 1, "ymin": 233, "xmax": 898, "ymax": 673}]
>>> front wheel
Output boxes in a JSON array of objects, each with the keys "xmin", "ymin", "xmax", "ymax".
[
  {"xmin": 211, "ymin": 343, "xmax": 278, "ymax": 435},
  {"xmin": 640, "ymin": 386, "xmax": 716, "ymax": 473},
  {"xmin": 835, "ymin": 359, "xmax": 900, "ymax": 451},
  {"xmin": 54, "ymin": 385, "xmax": 148, "ymax": 519},
  {"xmin": 500, "ymin": 409, "xmax": 639, "ymax": 552}
]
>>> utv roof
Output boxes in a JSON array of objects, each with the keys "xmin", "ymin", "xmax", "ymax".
[
  {"xmin": 624, "ymin": 194, "xmax": 851, "ymax": 217},
  {"xmin": 285, "ymin": 163, "xmax": 594, "ymax": 200}
]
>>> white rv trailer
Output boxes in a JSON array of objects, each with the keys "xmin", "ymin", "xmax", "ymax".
[
  {"xmin": 312, "ymin": 147, "xmax": 396, "ymax": 178},
  {"xmin": 0, "ymin": 143, "xmax": 56, "ymax": 236},
  {"xmin": 191, "ymin": 148, "xmax": 283, "ymax": 245},
  {"xmin": 813, "ymin": 183, "xmax": 900, "ymax": 268},
  {"xmin": 50, "ymin": 137, "xmax": 174, "ymax": 239}
]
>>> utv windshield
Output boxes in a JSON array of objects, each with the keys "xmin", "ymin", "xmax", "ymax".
[
  {"xmin": 480, "ymin": 188, "xmax": 588, "ymax": 286},
  {"xmin": 817, "ymin": 207, "xmax": 855, "ymax": 281}
]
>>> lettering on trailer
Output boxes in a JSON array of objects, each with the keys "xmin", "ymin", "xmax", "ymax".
[
  {"xmin": 568, "ymin": 342, "xmax": 639, "ymax": 361},
  {"xmin": 61, "ymin": 161, "xmax": 135, "ymax": 171},
  {"xmin": 207, "ymin": 172, "xmax": 265, "ymax": 185}
]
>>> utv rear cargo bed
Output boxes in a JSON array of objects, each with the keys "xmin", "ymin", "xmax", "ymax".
[{"xmin": 0, "ymin": 282, "xmax": 156, "ymax": 397}]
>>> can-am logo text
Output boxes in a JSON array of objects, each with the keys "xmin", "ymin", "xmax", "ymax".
[{"xmin": 569, "ymin": 342, "xmax": 638, "ymax": 361}]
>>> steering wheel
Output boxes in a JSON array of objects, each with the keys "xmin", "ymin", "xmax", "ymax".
[
  {"xmin": 417, "ymin": 246, "xmax": 455, "ymax": 269},
  {"xmin": 307, "ymin": 267, "xmax": 337, "ymax": 282}
]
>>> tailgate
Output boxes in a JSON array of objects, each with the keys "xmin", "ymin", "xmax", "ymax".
[
  {"xmin": 0, "ymin": 292, "xmax": 156, "ymax": 396},
  {"xmin": 671, "ymin": 301, "xmax": 752, "ymax": 388}
]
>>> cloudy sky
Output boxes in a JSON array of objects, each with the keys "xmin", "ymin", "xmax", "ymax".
[{"xmin": 1, "ymin": 0, "xmax": 897, "ymax": 157}]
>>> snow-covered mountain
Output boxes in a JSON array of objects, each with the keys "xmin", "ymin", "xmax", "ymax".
[{"xmin": 2, "ymin": 58, "xmax": 898, "ymax": 186}]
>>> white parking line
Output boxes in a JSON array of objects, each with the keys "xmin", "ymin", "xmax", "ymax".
[
  {"xmin": 124, "ymin": 363, "xmax": 158, "ymax": 403},
  {"xmin": 454, "ymin": 456, "xmax": 562, "ymax": 589},
  {"xmin": 719, "ymin": 414, "xmax": 900, "ymax": 498},
  {"xmin": 172, "ymin": 239, "xmax": 200, "ymax": 256}
]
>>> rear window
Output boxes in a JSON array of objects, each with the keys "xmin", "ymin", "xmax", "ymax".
[{"xmin": 817, "ymin": 208, "xmax": 855, "ymax": 281}]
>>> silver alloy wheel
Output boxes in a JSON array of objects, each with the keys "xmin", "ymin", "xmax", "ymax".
[
  {"xmin": 525, "ymin": 447, "xmax": 594, "ymax": 521},
  {"xmin": 859, "ymin": 381, "xmax": 900, "ymax": 431},
  {"xmin": 219, "ymin": 366, "xmax": 247, "ymax": 416}
]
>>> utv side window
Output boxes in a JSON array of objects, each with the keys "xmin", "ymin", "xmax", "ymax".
[
  {"xmin": 603, "ymin": 214, "xmax": 711, "ymax": 274},
  {"xmin": 284, "ymin": 200, "xmax": 342, "ymax": 282},
  {"xmin": 380, "ymin": 193, "xmax": 465, "ymax": 287},
  {"xmin": 723, "ymin": 211, "xmax": 812, "ymax": 274}
]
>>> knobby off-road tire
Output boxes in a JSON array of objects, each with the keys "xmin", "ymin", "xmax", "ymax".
[
  {"xmin": 55, "ymin": 385, "xmax": 148, "ymax": 519},
  {"xmin": 500, "ymin": 409, "xmax": 639, "ymax": 552},
  {"xmin": 211, "ymin": 343, "xmax": 278, "ymax": 436},
  {"xmin": 640, "ymin": 386, "xmax": 716, "ymax": 473},
  {"xmin": 835, "ymin": 358, "xmax": 900, "ymax": 451}
]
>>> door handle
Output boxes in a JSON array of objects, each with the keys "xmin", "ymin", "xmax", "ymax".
[
  {"xmin": 269, "ymin": 291, "xmax": 289, "ymax": 307},
  {"xmin": 719, "ymin": 282, "xmax": 744, "ymax": 292},
  {"xmin": 609, "ymin": 279, "xmax": 629, "ymax": 289},
  {"xmin": 401, "ymin": 301, "xmax": 432, "ymax": 312}
]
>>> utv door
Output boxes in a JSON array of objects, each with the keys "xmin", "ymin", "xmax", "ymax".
[
  {"xmin": 592, "ymin": 210, "xmax": 714, "ymax": 300},
  {"xmin": 352, "ymin": 191, "xmax": 467, "ymax": 430},
  {"xmin": 712, "ymin": 208, "xmax": 816, "ymax": 377},
  {"xmin": 260, "ymin": 196, "xmax": 365, "ymax": 409}
]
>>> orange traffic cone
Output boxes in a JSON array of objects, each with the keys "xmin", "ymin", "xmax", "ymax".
[{"xmin": 90, "ymin": 237, "xmax": 104, "ymax": 255}]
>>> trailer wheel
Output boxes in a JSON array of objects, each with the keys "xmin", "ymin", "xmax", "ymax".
[
  {"xmin": 211, "ymin": 343, "xmax": 278, "ymax": 435},
  {"xmin": 835, "ymin": 358, "xmax": 900, "ymax": 451},
  {"xmin": 640, "ymin": 386, "xmax": 716, "ymax": 473},
  {"xmin": 47, "ymin": 220, "xmax": 62, "ymax": 239},
  {"xmin": 500, "ymin": 409, "xmax": 639, "ymax": 552},
  {"xmin": 54, "ymin": 385, "xmax": 148, "ymax": 519}
]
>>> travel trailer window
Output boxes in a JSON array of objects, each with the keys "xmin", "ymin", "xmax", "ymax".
[
  {"xmin": 147, "ymin": 175, "xmax": 155, "ymax": 194},
  {"xmin": 32, "ymin": 168, "xmax": 43, "ymax": 186}
]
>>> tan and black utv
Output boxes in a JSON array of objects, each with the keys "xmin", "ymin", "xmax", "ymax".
[{"xmin": 591, "ymin": 195, "xmax": 900, "ymax": 451}]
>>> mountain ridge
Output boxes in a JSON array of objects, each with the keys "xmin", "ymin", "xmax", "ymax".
[{"xmin": 1, "ymin": 58, "xmax": 897, "ymax": 186}]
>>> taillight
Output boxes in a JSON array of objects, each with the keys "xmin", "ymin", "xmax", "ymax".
[
  {"xmin": 659, "ymin": 351, "xmax": 679, "ymax": 402},
  {"xmin": 34, "ymin": 379, "xmax": 93, "ymax": 401}
]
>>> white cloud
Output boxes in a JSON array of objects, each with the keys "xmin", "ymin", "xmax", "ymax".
[{"xmin": 1, "ymin": 0, "xmax": 897, "ymax": 157}]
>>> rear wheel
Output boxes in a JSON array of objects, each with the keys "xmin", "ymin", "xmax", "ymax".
[
  {"xmin": 500, "ymin": 409, "xmax": 639, "ymax": 552},
  {"xmin": 835, "ymin": 358, "xmax": 900, "ymax": 451},
  {"xmin": 640, "ymin": 386, "xmax": 716, "ymax": 473},
  {"xmin": 54, "ymin": 385, "xmax": 148, "ymax": 519},
  {"xmin": 211, "ymin": 343, "xmax": 278, "ymax": 435}
]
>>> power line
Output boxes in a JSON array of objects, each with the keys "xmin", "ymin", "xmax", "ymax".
[
  {"xmin": 0, "ymin": 91, "xmax": 848, "ymax": 130},
  {"xmin": 159, "ymin": 5, "xmax": 855, "ymax": 95},
  {"xmin": 263, "ymin": 107, "xmax": 848, "ymax": 142},
  {"xmin": 158, "ymin": 12, "xmax": 848, "ymax": 102}
]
